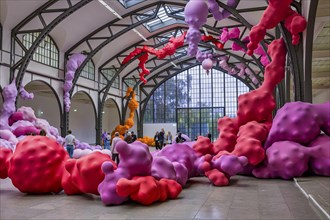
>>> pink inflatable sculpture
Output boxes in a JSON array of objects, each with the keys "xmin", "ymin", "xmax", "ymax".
[
  {"xmin": 0, "ymin": 147, "xmax": 12, "ymax": 179},
  {"xmin": 8, "ymin": 136, "xmax": 68, "ymax": 193},
  {"xmin": 220, "ymin": 27, "xmax": 240, "ymax": 44},
  {"xmin": 212, "ymin": 38, "xmax": 286, "ymax": 172},
  {"xmin": 62, "ymin": 151, "xmax": 116, "ymax": 195}
]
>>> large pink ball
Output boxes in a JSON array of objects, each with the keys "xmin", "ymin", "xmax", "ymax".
[{"xmin": 202, "ymin": 58, "xmax": 213, "ymax": 71}]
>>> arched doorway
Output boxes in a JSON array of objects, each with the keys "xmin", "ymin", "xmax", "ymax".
[
  {"xmin": 69, "ymin": 91, "xmax": 96, "ymax": 144},
  {"xmin": 17, "ymin": 80, "xmax": 61, "ymax": 132},
  {"xmin": 102, "ymin": 98, "xmax": 120, "ymax": 134}
]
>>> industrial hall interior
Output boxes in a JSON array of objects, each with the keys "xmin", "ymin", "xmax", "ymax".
[{"xmin": 0, "ymin": 0, "xmax": 329, "ymax": 220}]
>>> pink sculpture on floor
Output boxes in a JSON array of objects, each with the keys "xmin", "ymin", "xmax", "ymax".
[
  {"xmin": 116, "ymin": 176, "xmax": 182, "ymax": 205},
  {"xmin": 0, "ymin": 130, "xmax": 18, "ymax": 145},
  {"xmin": 0, "ymin": 147, "xmax": 12, "ymax": 179},
  {"xmin": 62, "ymin": 151, "xmax": 116, "ymax": 195},
  {"xmin": 247, "ymin": 0, "xmax": 307, "ymax": 55},
  {"xmin": 98, "ymin": 141, "xmax": 153, "ymax": 205},
  {"xmin": 8, "ymin": 136, "xmax": 68, "ymax": 193},
  {"xmin": 211, "ymin": 38, "xmax": 286, "ymax": 178}
]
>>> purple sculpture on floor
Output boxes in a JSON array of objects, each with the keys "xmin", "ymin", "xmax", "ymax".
[
  {"xmin": 265, "ymin": 101, "xmax": 330, "ymax": 148},
  {"xmin": 253, "ymin": 101, "xmax": 330, "ymax": 179},
  {"xmin": 98, "ymin": 141, "xmax": 152, "ymax": 205},
  {"xmin": 308, "ymin": 134, "xmax": 330, "ymax": 176},
  {"xmin": 253, "ymin": 141, "xmax": 311, "ymax": 179}
]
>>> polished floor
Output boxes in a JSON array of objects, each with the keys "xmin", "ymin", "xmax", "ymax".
[{"xmin": 1, "ymin": 175, "xmax": 327, "ymax": 220}]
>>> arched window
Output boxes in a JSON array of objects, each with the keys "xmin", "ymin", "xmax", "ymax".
[
  {"xmin": 22, "ymin": 33, "xmax": 59, "ymax": 68},
  {"xmin": 81, "ymin": 60, "xmax": 95, "ymax": 80},
  {"xmin": 143, "ymin": 65, "xmax": 250, "ymax": 141}
]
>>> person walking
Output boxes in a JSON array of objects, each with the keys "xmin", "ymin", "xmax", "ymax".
[
  {"xmin": 64, "ymin": 130, "xmax": 76, "ymax": 158},
  {"xmin": 111, "ymin": 132, "xmax": 121, "ymax": 164}
]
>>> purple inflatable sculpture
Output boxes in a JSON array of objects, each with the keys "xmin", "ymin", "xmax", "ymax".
[
  {"xmin": 64, "ymin": 53, "xmax": 86, "ymax": 112},
  {"xmin": 265, "ymin": 101, "xmax": 330, "ymax": 148},
  {"xmin": 98, "ymin": 141, "xmax": 152, "ymax": 205},
  {"xmin": 308, "ymin": 135, "xmax": 330, "ymax": 176},
  {"xmin": 0, "ymin": 79, "xmax": 17, "ymax": 130}
]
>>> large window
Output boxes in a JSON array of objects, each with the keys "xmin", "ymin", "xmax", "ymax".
[
  {"xmin": 22, "ymin": 32, "xmax": 59, "ymax": 68},
  {"xmin": 143, "ymin": 65, "xmax": 250, "ymax": 141},
  {"xmin": 81, "ymin": 60, "xmax": 95, "ymax": 80}
]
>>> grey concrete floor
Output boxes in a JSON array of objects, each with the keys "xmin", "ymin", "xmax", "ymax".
[{"xmin": 0, "ymin": 175, "xmax": 326, "ymax": 220}]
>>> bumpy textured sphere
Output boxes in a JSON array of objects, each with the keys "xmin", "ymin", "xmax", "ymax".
[
  {"xmin": 308, "ymin": 134, "xmax": 330, "ymax": 176},
  {"xmin": 265, "ymin": 102, "xmax": 329, "ymax": 148},
  {"xmin": 62, "ymin": 151, "xmax": 115, "ymax": 195},
  {"xmin": 8, "ymin": 136, "xmax": 68, "ymax": 193},
  {"xmin": 253, "ymin": 141, "xmax": 310, "ymax": 179},
  {"xmin": 0, "ymin": 147, "xmax": 13, "ymax": 179}
]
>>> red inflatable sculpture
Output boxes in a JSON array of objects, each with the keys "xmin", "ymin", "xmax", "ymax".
[
  {"xmin": 116, "ymin": 176, "xmax": 182, "ymax": 205},
  {"xmin": 122, "ymin": 33, "xmax": 187, "ymax": 83},
  {"xmin": 8, "ymin": 136, "xmax": 68, "ymax": 193},
  {"xmin": 62, "ymin": 151, "xmax": 116, "ymax": 195},
  {"xmin": 212, "ymin": 38, "xmax": 287, "ymax": 167},
  {"xmin": 247, "ymin": 0, "xmax": 306, "ymax": 55},
  {"xmin": 122, "ymin": 32, "xmax": 225, "ymax": 83},
  {"xmin": 0, "ymin": 147, "xmax": 12, "ymax": 179}
]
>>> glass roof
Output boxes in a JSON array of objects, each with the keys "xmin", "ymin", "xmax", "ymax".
[
  {"xmin": 118, "ymin": 0, "xmax": 145, "ymax": 8},
  {"xmin": 136, "ymin": 5, "xmax": 185, "ymax": 32}
]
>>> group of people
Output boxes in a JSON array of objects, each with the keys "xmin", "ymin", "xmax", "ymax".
[
  {"xmin": 101, "ymin": 130, "xmax": 137, "ymax": 165},
  {"xmin": 154, "ymin": 129, "xmax": 173, "ymax": 150},
  {"xmin": 102, "ymin": 130, "xmax": 137, "ymax": 150}
]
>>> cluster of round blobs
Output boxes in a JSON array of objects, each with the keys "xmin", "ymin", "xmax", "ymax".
[{"xmin": 0, "ymin": 133, "xmax": 250, "ymax": 205}]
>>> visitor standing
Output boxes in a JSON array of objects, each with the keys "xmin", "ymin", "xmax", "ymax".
[
  {"xmin": 166, "ymin": 131, "xmax": 173, "ymax": 145},
  {"xmin": 159, "ymin": 128, "xmax": 165, "ymax": 149},
  {"xmin": 124, "ymin": 132, "xmax": 133, "ymax": 143},
  {"xmin": 104, "ymin": 132, "xmax": 111, "ymax": 150},
  {"xmin": 64, "ymin": 130, "xmax": 76, "ymax": 158},
  {"xmin": 111, "ymin": 132, "xmax": 121, "ymax": 164},
  {"xmin": 154, "ymin": 131, "xmax": 160, "ymax": 150},
  {"xmin": 176, "ymin": 132, "xmax": 186, "ymax": 143},
  {"xmin": 131, "ymin": 131, "xmax": 137, "ymax": 142}
]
